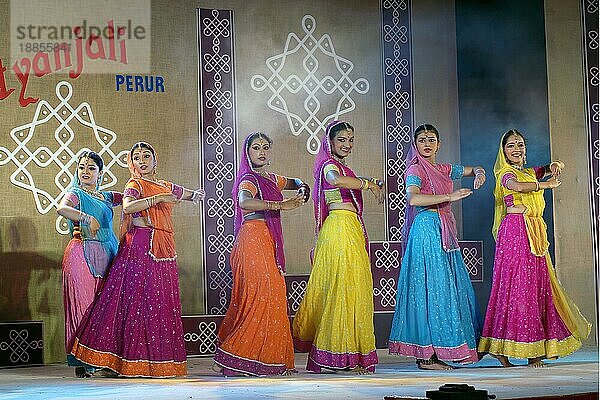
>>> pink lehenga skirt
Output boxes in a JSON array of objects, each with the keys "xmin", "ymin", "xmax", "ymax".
[
  {"xmin": 62, "ymin": 238, "xmax": 103, "ymax": 358},
  {"xmin": 71, "ymin": 226, "xmax": 187, "ymax": 377},
  {"xmin": 478, "ymin": 214, "xmax": 588, "ymax": 359}
]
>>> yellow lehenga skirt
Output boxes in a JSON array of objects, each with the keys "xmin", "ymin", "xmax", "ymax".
[{"xmin": 292, "ymin": 209, "xmax": 378, "ymax": 372}]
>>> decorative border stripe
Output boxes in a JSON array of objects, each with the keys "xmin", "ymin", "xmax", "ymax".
[
  {"xmin": 381, "ymin": 0, "xmax": 414, "ymax": 242},
  {"xmin": 197, "ymin": 8, "xmax": 237, "ymax": 315},
  {"xmin": 581, "ymin": 0, "xmax": 599, "ymax": 318}
]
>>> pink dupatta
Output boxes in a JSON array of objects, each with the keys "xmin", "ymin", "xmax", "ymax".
[
  {"xmin": 232, "ymin": 134, "xmax": 286, "ymax": 271},
  {"xmin": 402, "ymin": 142, "xmax": 459, "ymax": 252}
]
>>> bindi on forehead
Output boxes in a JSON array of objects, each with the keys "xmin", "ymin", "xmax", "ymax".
[
  {"xmin": 336, "ymin": 129, "xmax": 354, "ymax": 138},
  {"xmin": 417, "ymin": 133, "xmax": 437, "ymax": 140},
  {"xmin": 79, "ymin": 158, "xmax": 96, "ymax": 167},
  {"xmin": 505, "ymin": 136, "xmax": 524, "ymax": 145}
]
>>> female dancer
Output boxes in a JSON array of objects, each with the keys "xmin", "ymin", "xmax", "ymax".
[
  {"xmin": 388, "ymin": 123, "xmax": 485, "ymax": 370},
  {"xmin": 292, "ymin": 120, "xmax": 384, "ymax": 374},
  {"xmin": 478, "ymin": 129, "xmax": 590, "ymax": 367},
  {"xmin": 71, "ymin": 142, "xmax": 204, "ymax": 377},
  {"xmin": 57, "ymin": 151, "xmax": 122, "ymax": 378},
  {"xmin": 214, "ymin": 132, "xmax": 308, "ymax": 377}
]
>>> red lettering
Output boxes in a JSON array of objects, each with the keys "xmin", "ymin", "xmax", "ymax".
[
  {"xmin": 86, "ymin": 34, "xmax": 107, "ymax": 60},
  {"xmin": 32, "ymin": 51, "xmax": 52, "ymax": 77},
  {"xmin": 0, "ymin": 59, "xmax": 15, "ymax": 100},
  {"xmin": 12, "ymin": 58, "xmax": 38, "ymax": 107}
]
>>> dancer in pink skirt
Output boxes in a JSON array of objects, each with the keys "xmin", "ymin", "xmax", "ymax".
[
  {"xmin": 57, "ymin": 151, "xmax": 122, "ymax": 378},
  {"xmin": 478, "ymin": 129, "xmax": 590, "ymax": 367}
]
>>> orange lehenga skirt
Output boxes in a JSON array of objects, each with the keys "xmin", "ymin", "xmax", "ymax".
[{"xmin": 213, "ymin": 220, "xmax": 295, "ymax": 376}]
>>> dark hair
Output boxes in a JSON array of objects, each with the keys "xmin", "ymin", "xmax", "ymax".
[
  {"xmin": 414, "ymin": 124, "xmax": 440, "ymax": 141},
  {"xmin": 328, "ymin": 121, "xmax": 354, "ymax": 140},
  {"xmin": 246, "ymin": 132, "xmax": 273, "ymax": 148},
  {"xmin": 502, "ymin": 129, "xmax": 526, "ymax": 147},
  {"xmin": 130, "ymin": 141, "xmax": 156, "ymax": 159},
  {"xmin": 78, "ymin": 150, "xmax": 103, "ymax": 171}
]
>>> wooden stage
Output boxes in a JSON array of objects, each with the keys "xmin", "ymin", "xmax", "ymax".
[{"xmin": 0, "ymin": 349, "xmax": 597, "ymax": 399}]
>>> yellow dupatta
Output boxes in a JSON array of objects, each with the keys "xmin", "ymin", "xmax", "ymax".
[
  {"xmin": 492, "ymin": 132, "xmax": 590, "ymax": 341},
  {"xmin": 492, "ymin": 143, "xmax": 548, "ymax": 256}
]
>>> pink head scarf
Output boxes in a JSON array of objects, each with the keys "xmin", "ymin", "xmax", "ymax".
[
  {"xmin": 402, "ymin": 125, "xmax": 459, "ymax": 252},
  {"xmin": 232, "ymin": 133, "xmax": 286, "ymax": 271},
  {"xmin": 312, "ymin": 120, "xmax": 368, "ymax": 254}
]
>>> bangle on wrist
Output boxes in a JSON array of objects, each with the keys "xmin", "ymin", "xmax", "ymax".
[
  {"xmin": 535, "ymin": 181, "xmax": 540, "ymax": 191},
  {"xmin": 79, "ymin": 212, "xmax": 91, "ymax": 225},
  {"xmin": 359, "ymin": 178, "xmax": 368, "ymax": 190},
  {"xmin": 370, "ymin": 178, "xmax": 383, "ymax": 188}
]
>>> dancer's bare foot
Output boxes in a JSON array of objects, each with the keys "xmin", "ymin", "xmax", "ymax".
[
  {"xmin": 492, "ymin": 354, "xmax": 514, "ymax": 367},
  {"xmin": 93, "ymin": 368, "xmax": 118, "ymax": 378},
  {"xmin": 350, "ymin": 366, "xmax": 372, "ymax": 375},
  {"xmin": 416, "ymin": 358, "xmax": 454, "ymax": 370},
  {"xmin": 75, "ymin": 366, "xmax": 91, "ymax": 378},
  {"xmin": 528, "ymin": 357, "xmax": 546, "ymax": 368},
  {"xmin": 281, "ymin": 369, "xmax": 298, "ymax": 376}
]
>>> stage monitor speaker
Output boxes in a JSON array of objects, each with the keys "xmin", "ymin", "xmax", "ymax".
[{"xmin": 425, "ymin": 383, "xmax": 495, "ymax": 400}]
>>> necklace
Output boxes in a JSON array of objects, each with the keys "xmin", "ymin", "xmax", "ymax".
[
  {"xmin": 511, "ymin": 163, "xmax": 523, "ymax": 170},
  {"xmin": 332, "ymin": 155, "xmax": 347, "ymax": 165},
  {"xmin": 80, "ymin": 186, "xmax": 103, "ymax": 200}
]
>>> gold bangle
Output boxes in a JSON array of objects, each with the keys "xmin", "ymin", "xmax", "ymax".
[{"xmin": 359, "ymin": 178, "xmax": 368, "ymax": 190}]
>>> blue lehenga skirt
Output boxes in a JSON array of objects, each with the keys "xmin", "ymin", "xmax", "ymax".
[{"xmin": 389, "ymin": 210, "xmax": 481, "ymax": 363}]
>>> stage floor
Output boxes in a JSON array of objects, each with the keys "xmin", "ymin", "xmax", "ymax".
[{"xmin": 0, "ymin": 349, "xmax": 597, "ymax": 400}]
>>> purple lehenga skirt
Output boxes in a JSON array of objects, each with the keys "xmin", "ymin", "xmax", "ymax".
[{"xmin": 71, "ymin": 226, "xmax": 187, "ymax": 377}]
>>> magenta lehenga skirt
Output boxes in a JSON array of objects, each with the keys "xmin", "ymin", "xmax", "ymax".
[
  {"xmin": 71, "ymin": 226, "xmax": 187, "ymax": 377},
  {"xmin": 478, "ymin": 214, "xmax": 584, "ymax": 359}
]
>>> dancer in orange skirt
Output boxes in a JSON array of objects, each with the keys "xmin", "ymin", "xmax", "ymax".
[{"xmin": 214, "ymin": 132, "xmax": 308, "ymax": 376}]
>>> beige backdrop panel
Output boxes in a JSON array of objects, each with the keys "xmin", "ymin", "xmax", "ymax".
[{"xmin": 544, "ymin": 0, "xmax": 597, "ymax": 345}]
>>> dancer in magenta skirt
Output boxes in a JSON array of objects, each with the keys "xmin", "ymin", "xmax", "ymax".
[{"xmin": 478, "ymin": 129, "xmax": 590, "ymax": 367}]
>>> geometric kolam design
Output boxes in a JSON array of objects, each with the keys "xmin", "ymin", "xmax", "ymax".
[
  {"xmin": 183, "ymin": 320, "xmax": 218, "ymax": 356},
  {"xmin": 250, "ymin": 15, "xmax": 369, "ymax": 155},
  {"xmin": 0, "ymin": 330, "xmax": 43, "ymax": 364},
  {"xmin": 198, "ymin": 8, "xmax": 237, "ymax": 315},
  {"xmin": 0, "ymin": 81, "xmax": 128, "ymax": 234},
  {"xmin": 371, "ymin": 242, "xmax": 402, "ymax": 312},
  {"xmin": 582, "ymin": 0, "xmax": 599, "ymax": 289},
  {"xmin": 0, "ymin": 322, "xmax": 44, "ymax": 367},
  {"xmin": 366, "ymin": 0, "xmax": 415, "ymax": 316},
  {"xmin": 285, "ymin": 275, "xmax": 308, "ymax": 314},
  {"xmin": 460, "ymin": 241, "xmax": 484, "ymax": 282},
  {"xmin": 380, "ymin": 0, "xmax": 414, "ymax": 242}
]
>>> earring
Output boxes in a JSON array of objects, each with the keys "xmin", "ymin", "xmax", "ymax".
[{"xmin": 523, "ymin": 154, "xmax": 527, "ymax": 165}]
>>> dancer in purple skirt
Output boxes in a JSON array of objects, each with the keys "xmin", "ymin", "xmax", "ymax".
[{"xmin": 71, "ymin": 142, "xmax": 204, "ymax": 377}]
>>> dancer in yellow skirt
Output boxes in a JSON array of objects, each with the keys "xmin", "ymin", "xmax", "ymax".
[{"xmin": 293, "ymin": 120, "xmax": 384, "ymax": 374}]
